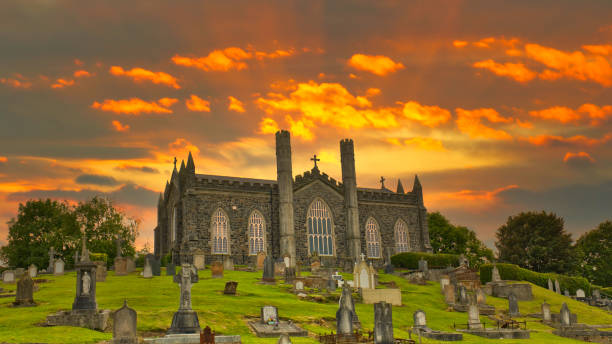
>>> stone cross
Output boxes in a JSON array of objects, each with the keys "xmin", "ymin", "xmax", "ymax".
[
  {"xmin": 374, "ymin": 301, "xmax": 393, "ymax": 344},
  {"xmin": 174, "ymin": 264, "xmax": 199, "ymax": 311},
  {"xmin": 173, "ymin": 157, "xmax": 177, "ymax": 168},
  {"xmin": 380, "ymin": 176, "xmax": 386, "ymax": 189},
  {"xmin": 310, "ymin": 154, "xmax": 320, "ymax": 168},
  {"xmin": 360, "ymin": 253, "xmax": 366, "ymax": 261}
]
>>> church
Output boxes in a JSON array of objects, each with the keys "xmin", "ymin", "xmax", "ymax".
[{"xmin": 154, "ymin": 130, "xmax": 432, "ymax": 269}]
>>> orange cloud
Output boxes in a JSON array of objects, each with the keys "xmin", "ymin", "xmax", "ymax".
[
  {"xmin": 172, "ymin": 46, "xmax": 295, "ymax": 73},
  {"xmin": 578, "ymin": 103, "xmax": 612, "ymax": 125},
  {"xmin": 582, "ymin": 44, "xmax": 612, "ymax": 56},
  {"xmin": 0, "ymin": 77, "xmax": 32, "ymax": 89},
  {"xmin": 529, "ymin": 106, "xmax": 581, "ymax": 123},
  {"xmin": 563, "ymin": 151, "xmax": 595, "ymax": 164},
  {"xmin": 168, "ymin": 138, "xmax": 200, "ymax": 157},
  {"xmin": 111, "ymin": 120, "xmax": 130, "ymax": 132},
  {"xmin": 50, "ymin": 78, "xmax": 75, "ymax": 89},
  {"xmin": 453, "ymin": 40, "xmax": 468, "ymax": 48},
  {"xmin": 91, "ymin": 97, "xmax": 177, "ymax": 115},
  {"xmin": 109, "ymin": 66, "xmax": 180, "ymax": 89},
  {"xmin": 455, "ymin": 108, "xmax": 514, "ymax": 140},
  {"xmin": 387, "ymin": 137, "xmax": 445, "ymax": 151},
  {"xmin": 0, "ymin": 157, "xmax": 7, "ymax": 163},
  {"xmin": 285, "ymin": 115, "xmax": 314, "ymax": 141},
  {"xmin": 442, "ymin": 185, "xmax": 519, "ymax": 201},
  {"xmin": 473, "ymin": 59, "xmax": 536, "ymax": 83},
  {"xmin": 254, "ymin": 48, "xmax": 295, "ymax": 60},
  {"xmin": 347, "ymin": 54, "xmax": 405, "ymax": 76},
  {"xmin": 73, "ymin": 70, "xmax": 92, "ymax": 78},
  {"xmin": 74, "ymin": 59, "xmax": 84, "ymax": 66},
  {"xmin": 185, "ymin": 95, "xmax": 210, "ymax": 112},
  {"xmin": 401, "ymin": 101, "xmax": 451, "ymax": 127},
  {"xmin": 258, "ymin": 117, "xmax": 280, "ymax": 134},
  {"xmin": 524, "ymin": 133, "xmax": 612, "ymax": 146},
  {"xmin": 228, "ymin": 96, "xmax": 245, "ymax": 113},
  {"xmin": 525, "ymin": 43, "xmax": 612, "ymax": 86}
]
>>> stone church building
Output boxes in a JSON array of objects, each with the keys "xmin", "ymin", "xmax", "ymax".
[{"xmin": 154, "ymin": 130, "xmax": 432, "ymax": 268}]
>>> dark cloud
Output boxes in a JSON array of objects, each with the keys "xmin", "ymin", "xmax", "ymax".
[
  {"xmin": 75, "ymin": 173, "xmax": 119, "ymax": 186},
  {"xmin": 563, "ymin": 152, "xmax": 596, "ymax": 168},
  {"xmin": 114, "ymin": 165, "xmax": 159, "ymax": 174}
]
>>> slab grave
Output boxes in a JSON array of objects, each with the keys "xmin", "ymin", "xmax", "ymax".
[
  {"xmin": 456, "ymin": 303, "xmax": 530, "ymax": 339},
  {"xmin": 223, "ymin": 281, "xmax": 238, "ymax": 295},
  {"xmin": 412, "ymin": 310, "xmax": 462, "ymax": 341},
  {"xmin": 248, "ymin": 305, "xmax": 308, "ymax": 338}
]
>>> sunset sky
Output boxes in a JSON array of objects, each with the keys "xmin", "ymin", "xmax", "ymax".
[{"xmin": 1, "ymin": 1, "xmax": 611, "ymax": 250}]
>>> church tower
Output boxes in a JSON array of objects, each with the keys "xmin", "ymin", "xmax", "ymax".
[
  {"xmin": 275, "ymin": 130, "xmax": 296, "ymax": 266},
  {"xmin": 340, "ymin": 139, "xmax": 361, "ymax": 260}
]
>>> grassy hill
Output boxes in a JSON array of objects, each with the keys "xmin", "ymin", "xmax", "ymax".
[{"xmin": 0, "ymin": 268, "xmax": 610, "ymax": 343}]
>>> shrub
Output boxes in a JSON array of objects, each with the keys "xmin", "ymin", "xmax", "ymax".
[
  {"xmin": 161, "ymin": 253, "xmax": 172, "ymax": 266},
  {"xmin": 135, "ymin": 254, "xmax": 145, "ymax": 268},
  {"xmin": 391, "ymin": 252, "xmax": 460, "ymax": 269},
  {"xmin": 89, "ymin": 252, "xmax": 108, "ymax": 264},
  {"xmin": 480, "ymin": 263, "xmax": 591, "ymax": 295}
]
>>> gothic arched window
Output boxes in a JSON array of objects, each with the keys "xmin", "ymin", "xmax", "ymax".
[
  {"xmin": 307, "ymin": 199, "xmax": 334, "ymax": 256},
  {"xmin": 248, "ymin": 211, "xmax": 265, "ymax": 255},
  {"xmin": 394, "ymin": 219, "xmax": 410, "ymax": 253},
  {"xmin": 366, "ymin": 217, "xmax": 381, "ymax": 258},
  {"xmin": 212, "ymin": 209, "xmax": 229, "ymax": 254}
]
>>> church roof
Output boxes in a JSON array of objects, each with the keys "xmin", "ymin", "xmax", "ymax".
[{"xmin": 195, "ymin": 174, "xmax": 277, "ymax": 186}]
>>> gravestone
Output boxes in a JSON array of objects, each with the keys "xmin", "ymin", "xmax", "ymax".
[
  {"xmin": 28, "ymin": 264, "xmax": 37, "ymax": 278},
  {"xmin": 564, "ymin": 289, "xmax": 570, "ymax": 297},
  {"xmin": 166, "ymin": 263, "xmax": 176, "ymax": 276},
  {"xmin": 274, "ymin": 262, "xmax": 286, "ymax": 276},
  {"xmin": 576, "ymin": 289, "xmax": 585, "ymax": 298},
  {"xmin": 211, "ymin": 261, "xmax": 224, "ymax": 278},
  {"xmin": 112, "ymin": 300, "xmax": 137, "ymax": 344},
  {"xmin": 149, "ymin": 256, "xmax": 161, "ymax": 276},
  {"xmin": 476, "ymin": 288, "xmax": 486, "ymax": 304},
  {"xmin": 2, "ymin": 270, "xmax": 15, "ymax": 284},
  {"xmin": 373, "ymin": 301, "xmax": 393, "ymax": 344},
  {"xmin": 554, "ymin": 279, "xmax": 561, "ymax": 294},
  {"xmin": 262, "ymin": 256, "xmax": 275, "ymax": 283},
  {"xmin": 491, "ymin": 265, "xmax": 501, "ymax": 282},
  {"xmin": 256, "ymin": 252, "xmax": 266, "ymax": 270},
  {"xmin": 13, "ymin": 275, "xmax": 35, "ymax": 307},
  {"xmin": 261, "ymin": 306, "xmax": 278, "ymax": 325},
  {"xmin": 541, "ymin": 302, "xmax": 551, "ymax": 322},
  {"xmin": 114, "ymin": 257, "xmax": 128, "ymax": 276},
  {"xmin": 593, "ymin": 289, "xmax": 601, "ymax": 300},
  {"xmin": 418, "ymin": 258, "xmax": 428, "ymax": 272},
  {"xmin": 54, "ymin": 259, "xmax": 65, "ymax": 276},
  {"xmin": 443, "ymin": 284, "xmax": 455, "ymax": 304},
  {"xmin": 440, "ymin": 276, "xmax": 450, "ymax": 291},
  {"xmin": 168, "ymin": 264, "xmax": 200, "ymax": 334},
  {"xmin": 223, "ymin": 256, "xmax": 234, "ymax": 271},
  {"xmin": 340, "ymin": 284, "xmax": 360, "ymax": 328},
  {"xmin": 547, "ymin": 278, "xmax": 554, "ymax": 291},
  {"xmin": 458, "ymin": 285, "xmax": 468, "ymax": 304},
  {"xmin": 508, "ymin": 292, "xmax": 519, "ymax": 317},
  {"xmin": 336, "ymin": 295, "xmax": 353, "ymax": 335},
  {"xmin": 278, "ymin": 333, "xmax": 292, "ymax": 344},
  {"xmin": 224, "ymin": 281, "xmax": 238, "ymax": 295},
  {"xmin": 283, "ymin": 254, "xmax": 291, "ymax": 268},
  {"xmin": 193, "ymin": 250, "xmax": 205, "ymax": 270},
  {"xmin": 413, "ymin": 310, "xmax": 427, "ymax": 328},
  {"xmin": 310, "ymin": 260, "xmax": 321, "ymax": 274},
  {"xmin": 126, "ymin": 258, "xmax": 135, "ymax": 273},
  {"xmin": 15, "ymin": 268, "xmax": 25, "ymax": 278},
  {"xmin": 353, "ymin": 254, "xmax": 375, "ymax": 289},
  {"xmin": 294, "ymin": 280, "xmax": 304, "ymax": 291},
  {"xmin": 284, "ymin": 267, "xmax": 296, "ymax": 284},
  {"xmin": 48, "ymin": 247, "xmax": 56, "ymax": 273},
  {"xmin": 143, "ymin": 259, "xmax": 153, "ymax": 278},
  {"xmin": 73, "ymin": 251, "xmax": 98, "ymax": 311},
  {"xmin": 560, "ymin": 303, "xmax": 571, "ymax": 326},
  {"xmin": 201, "ymin": 326, "xmax": 214, "ymax": 344},
  {"xmin": 94, "ymin": 261, "xmax": 107, "ymax": 282},
  {"xmin": 467, "ymin": 304, "xmax": 482, "ymax": 329}
]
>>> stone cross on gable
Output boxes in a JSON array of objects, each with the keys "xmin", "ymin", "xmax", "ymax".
[
  {"xmin": 173, "ymin": 157, "xmax": 177, "ymax": 168},
  {"xmin": 174, "ymin": 264, "xmax": 199, "ymax": 311},
  {"xmin": 310, "ymin": 154, "xmax": 320, "ymax": 168},
  {"xmin": 360, "ymin": 253, "xmax": 366, "ymax": 261},
  {"xmin": 81, "ymin": 233, "xmax": 90, "ymax": 262},
  {"xmin": 380, "ymin": 176, "xmax": 386, "ymax": 188}
]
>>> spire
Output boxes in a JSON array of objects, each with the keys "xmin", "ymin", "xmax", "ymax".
[
  {"xmin": 186, "ymin": 151, "xmax": 195, "ymax": 171},
  {"xmin": 413, "ymin": 174, "xmax": 421, "ymax": 189},
  {"xmin": 171, "ymin": 158, "xmax": 178, "ymax": 180},
  {"xmin": 179, "ymin": 160, "xmax": 185, "ymax": 173},
  {"xmin": 412, "ymin": 174, "xmax": 423, "ymax": 205},
  {"xmin": 396, "ymin": 179, "xmax": 404, "ymax": 194},
  {"xmin": 158, "ymin": 192, "xmax": 163, "ymax": 205}
]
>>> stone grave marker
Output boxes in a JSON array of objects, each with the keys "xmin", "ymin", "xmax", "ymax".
[
  {"xmin": 126, "ymin": 258, "xmax": 135, "ymax": 273},
  {"xmin": 211, "ymin": 261, "xmax": 224, "ymax": 278},
  {"xmin": 73, "ymin": 254, "xmax": 98, "ymax": 311},
  {"xmin": 440, "ymin": 276, "xmax": 450, "ymax": 291},
  {"xmin": 193, "ymin": 250, "xmax": 205, "ymax": 270},
  {"xmin": 547, "ymin": 278, "xmax": 554, "ymax": 291},
  {"xmin": 467, "ymin": 304, "xmax": 482, "ymax": 329},
  {"xmin": 168, "ymin": 264, "xmax": 200, "ymax": 334},
  {"xmin": 443, "ymin": 284, "xmax": 455, "ymax": 304},
  {"xmin": 340, "ymin": 284, "xmax": 360, "ymax": 328},
  {"xmin": 593, "ymin": 289, "xmax": 601, "ymax": 300},
  {"xmin": 224, "ymin": 281, "xmax": 238, "ymax": 295},
  {"xmin": 284, "ymin": 267, "xmax": 296, "ymax": 284},
  {"xmin": 54, "ymin": 259, "xmax": 65, "ymax": 275},
  {"xmin": 554, "ymin": 279, "xmax": 561, "ymax": 294},
  {"xmin": 166, "ymin": 263, "xmax": 175, "ymax": 276},
  {"xmin": 418, "ymin": 258, "xmax": 428, "ymax": 272},
  {"xmin": 413, "ymin": 310, "xmax": 427, "ymax": 328},
  {"xmin": 150, "ymin": 256, "xmax": 161, "ymax": 276},
  {"xmin": 256, "ymin": 252, "xmax": 266, "ymax": 270},
  {"xmin": 458, "ymin": 285, "xmax": 468, "ymax": 304},
  {"xmin": 576, "ymin": 289, "xmax": 585, "ymax": 298},
  {"xmin": 310, "ymin": 260, "xmax": 321, "ymax": 274},
  {"xmin": 354, "ymin": 254, "xmax": 375, "ymax": 289},
  {"xmin": 112, "ymin": 300, "xmax": 137, "ymax": 344},
  {"xmin": 336, "ymin": 295, "xmax": 353, "ymax": 335},
  {"xmin": 541, "ymin": 302, "xmax": 551, "ymax": 322},
  {"xmin": 508, "ymin": 292, "xmax": 519, "ymax": 317},
  {"xmin": 278, "ymin": 333, "xmax": 292, "ymax": 344},
  {"xmin": 374, "ymin": 301, "xmax": 393, "ymax": 344},
  {"xmin": 223, "ymin": 256, "xmax": 234, "ymax": 271},
  {"xmin": 13, "ymin": 274, "xmax": 35, "ymax": 307},
  {"xmin": 48, "ymin": 247, "xmax": 56, "ymax": 273},
  {"xmin": 143, "ymin": 258, "xmax": 153, "ymax": 278},
  {"xmin": 262, "ymin": 256, "xmax": 275, "ymax": 283},
  {"xmin": 283, "ymin": 254, "xmax": 291, "ymax": 268},
  {"xmin": 491, "ymin": 265, "xmax": 501, "ymax": 282},
  {"xmin": 274, "ymin": 261, "xmax": 286, "ymax": 276},
  {"xmin": 28, "ymin": 264, "xmax": 37, "ymax": 278},
  {"xmin": 560, "ymin": 303, "xmax": 571, "ymax": 326},
  {"xmin": 294, "ymin": 280, "xmax": 304, "ymax": 291},
  {"xmin": 476, "ymin": 288, "xmax": 487, "ymax": 304},
  {"xmin": 2, "ymin": 270, "xmax": 15, "ymax": 283},
  {"xmin": 94, "ymin": 261, "xmax": 107, "ymax": 282},
  {"xmin": 114, "ymin": 257, "xmax": 128, "ymax": 276},
  {"xmin": 261, "ymin": 305, "xmax": 279, "ymax": 325},
  {"xmin": 201, "ymin": 326, "xmax": 214, "ymax": 344},
  {"xmin": 564, "ymin": 289, "xmax": 570, "ymax": 297}
]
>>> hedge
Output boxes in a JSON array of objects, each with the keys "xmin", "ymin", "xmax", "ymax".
[
  {"xmin": 480, "ymin": 263, "xmax": 591, "ymax": 295},
  {"xmin": 161, "ymin": 253, "xmax": 172, "ymax": 266},
  {"xmin": 391, "ymin": 252, "xmax": 460, "ymax": 269},
  {"xmin": 89, "ymin": 252, "xmax": 108, "ymax": 264}
]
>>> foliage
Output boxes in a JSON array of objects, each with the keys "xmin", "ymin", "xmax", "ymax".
[
  {"xmin": 480, "ymin": 263, "xmax": 591, "ymax": 295},
  {"xmin": 161, "ymin": 253, "xmax": 172, "ymax": 266},
  {"xmin": 0, "ymin": 197, "xmax": 138, "ymax": 269},
  {"xmin": 572, "ymin": 221, "xmax": 612, "ymax": 287},
  {"xmin": 391, "ymin": 252, "xmax": 459, "ymax": 269},
  {"xmin": 89, "ymin": 253, "xmax": 108, "ymax": 264},
  {"xmin": 428, "ymin": 212, "xmax": 494, "ymax": 267},
  {"xmin": 495, "ymin": 211, "xmax": 574, "ymax": 273}
]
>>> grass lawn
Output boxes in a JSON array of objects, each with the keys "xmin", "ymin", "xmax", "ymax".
[{"xmin": 0, "ymin": 268, "xmax": 610, "ymax": 343}]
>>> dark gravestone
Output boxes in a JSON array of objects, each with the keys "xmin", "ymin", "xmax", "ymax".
[
  {"xmin": 13, "ymin": 275, "xmax": 35, "ymax": 307},
  {"xmin": 112, "ymin": 300, "xmax": 137, "ymax": 344},
  {"xmin": 168, "ymin": 264, "xmax": 200, "ymax": 334},
  {"xmin": 374, "ymin": 301, "xmax": 393, "ymax": 344},
  {"xmin": 458, "ymin": 285, "xmax": 468, "ymax": 305},
  {"xmin": 48, "ymin": 246, "xmax": 55, "ymax": 273},
  {"xmin": 560, "ymin": 303, "xmax": 571, "ymax": 326},
  {"xmin": 211, "ymin": 261, "xmax": 224, "ymax": 278},
  {"xmin": 284, "ymin": 267, "xmax": 296, "ymax": 284},
  {"xmin": 262, "ymin": 256, "xmax": 275, "ymax": 283},
  {"xmin": 508, "ymin": 292, "xmax": 519, "ymax": 317},
  {"xmin": 336, "ymin": 300, "xmax": 353, "ymax": 335},
  {"xmin": 145, "ymin": 254, "xmax": 160, "ymax": 276},
  {"xmin": 339, "ymin": 284, "xmax": 360, "ymax": 328},
  {"xmin": 200, "ymin": 326, "xmax": 215, "ymax": 344},
  {"xmin": 166, "ymin": 263, "xmax": 176, "ymax": 276},
  {"xmin": 224, "ymin": 281, "xmax": 238, "ymax": 295}
]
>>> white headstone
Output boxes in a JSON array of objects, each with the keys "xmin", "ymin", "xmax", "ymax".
[
  {"xmin": 262, "ymin": 306, "xmax": 278, "ymax": 324},
  {"xmin": 468, "ymin": 304, "xmax": 482, "ymax": 329},
  {"xmin": 440, "ymin": 276, "xmax": 450, "ymax": 291},
  {"xmin": 576, "ymin": 289, "xmax": 585, "ymax": 298},
  {"xmin": 53, "ymin": 259, "xmax": 64, "ymax": 275},
  {"xmin": 541, "ymin": 302, "xmax": 551, "ymax": 322},
  {"xmin": 193, "ymin": 254, "xmax": 205, "ymax": 270},
  {"xmin": 28, "ymin": 264, "xmax": 37, "ymax": 278},
  {"xmin": 413, "ymin": 310, "xmax": 427, "ymax": 328},
  {"xmin": 295, "ymin": 280, "xmax": 304, "ymax": 291},
  {"xmin": 2, "ymin": 270, "xmax": 15, "ymax": 283},
  {"xmin": 143, "ymin": 259, "xmax": 153, "ymax": 278}
]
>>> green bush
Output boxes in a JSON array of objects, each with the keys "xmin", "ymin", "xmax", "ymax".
[
  {"xmin": 391, "ymin": 252, "xmax": 460, "ymax": 269},
  {"xmin": 480, "ymin": 263, "xmax": 591, "ymax": 295},
  {"xmin": 135, "ymin": 255, "xmax": 145, "ymax": 268},
  {"xmin": 89, "ymin": 252, "xmax": 108, "ymax": 264},
  {"xmin": 161, "ymin": 253, "xmax": 172, "ymax": 266}
]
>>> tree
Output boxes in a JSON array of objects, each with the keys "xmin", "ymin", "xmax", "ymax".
[
  {"xmin": 428, "ymin": 212, "xmax": 494, "ymax": 267},
  {"xmin": 495, "ymin": 211, "xmax": 573, "ymax": 273},
  {"xmin": 573, "ymin": 221, "xmax": 612, "ymax": 286},
  {"xmin": 1, "ymin": 197, "xmax": 138, "ymax": 268},
  {"xmin": 0, "ymin": 199, "xmax": 80, "ymax": 269}
]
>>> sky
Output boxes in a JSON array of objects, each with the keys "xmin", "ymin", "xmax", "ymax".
[{"xmin": 1, "ymin": 0, "xmax": 611, "ymax": 250}]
